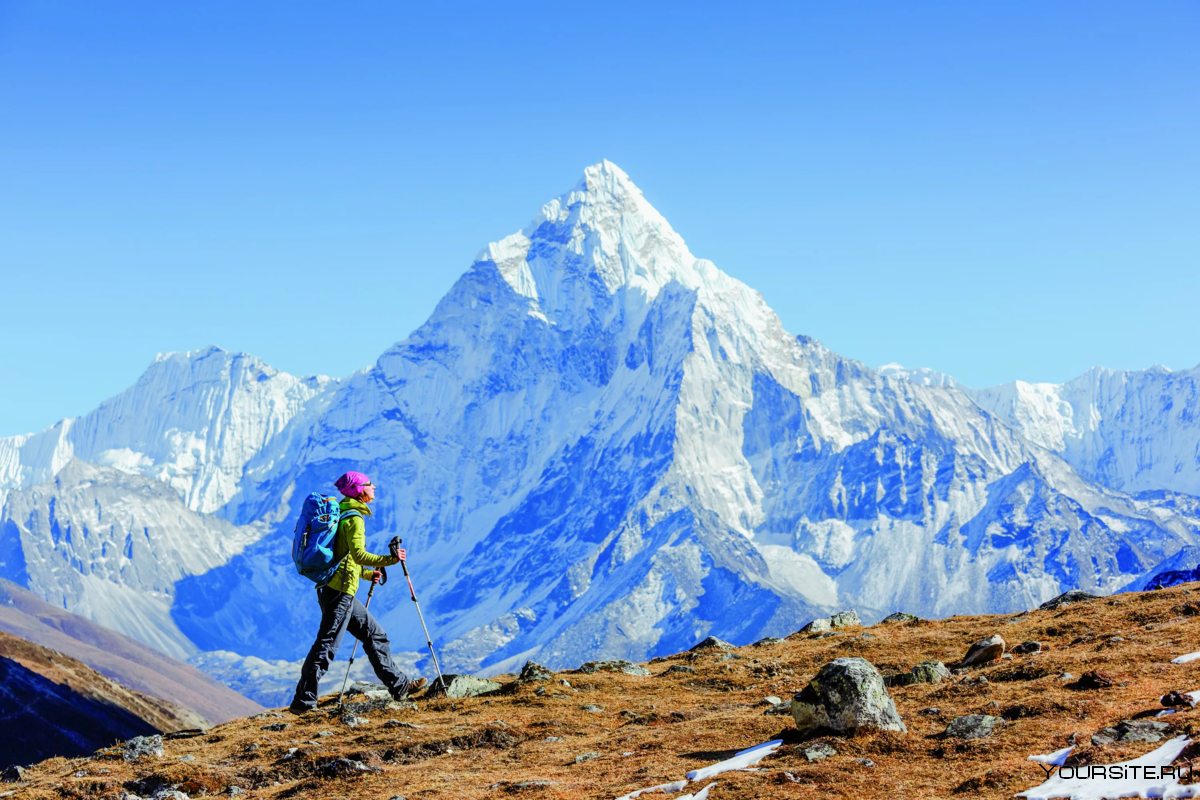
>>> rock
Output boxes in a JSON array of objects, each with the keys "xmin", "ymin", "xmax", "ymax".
[
  {"xmin": 262, "ymin": 723, "xmax": 290, "ymax": 731},
  {"xmin": 1162, "ymin": 690, "xmax": 1193, "ymax": 708},
  {"xmin": 664, "ymin": 665, "xmax": 695, "ymax": 674},
  {"xmin": 316, "ymin": 730, "xmax": 333, "ymax": 737},
  {"xmin": 1075, "ymin": 670, "xmax": 1117, "ymax": 690},
  {"xmin": 424, "ymin": 674, "xmax": 502, "ymax": 698},
  {"xmin": 342, "ymin": 696, "xmax": 414, "ymax": 715},
  {"xmin": 881, "ymin": 612, "xmax": 919, "ymax": 624},
  {"xmin": 764, "ymin": 700, "xmax": 793, "ymax": 716},
  {"xmin": 856, "ymin": 758, "xmax": 877, "ymax": 768},
  {"xmin": 1091, "ymin": 720, "xmax": 1171, "ymax": 746},
  {"xmin": 341, "ymin": 713, "xmax": 370, "ymax": 728},
  {"xmin": 1039, "ymin": 589, "xmax": 1103, "ymax": 610},
  {"xmin": 960, "ymin": 635, "xmax": 1005, "ymax": 667},
  {"xmin": 1058, "ymin": 672, "xmax": 1076, "ymax": 682},
  {"xmin": 150, "ymin": 790, "xmax": 188, "ymax": 800},
  {"xmin": 178, "ymin": 755, "xmax": 195, "ymax": 763},
  {"xmin": 945, "ymin": 714, "xmax": 1002, "ymax": 739},
  {"xmin": 229, "ymin": 788, "xmax": 245, "ymax": 796},
  {"xmin": 574, "ymin": 752, "xmax": 601, "ymax": 764},
  {"xmin": 717, "ymin": 653, "xmax": 743, "ymax": 662},
  {"xmin": 581, "ymin": 704, "xmax": 605, "ymax": 713},
  {"xmin": 802, "ymin": 742, "xmax": 837, "ymax": 762},
  {"xmin": 1, "ymin": 766, "xmax": 25, "ymax": 782},
  {"xmin": 579, "ymin": 660, "xmax": 651, "ymax": 676},
  {"xmin": 753, "ymin": 637, "xmax": 785, "ymax": 647},
  {"xmin": 1012, "ymin": 641, "xmax": 1042, "ymax": 654},
  {"xmin": 961, "ymin": 676, "xmax": 989, "ymax": 687},
  {"xmin": 250, "ymin": 711, "xmax": 284, "ymax": 719},
  {"xmin": 690, "ymin": 635, "xmax": 735, "ymax": 651},
  {"xmin": 886, "ymin": 660, "xmax": 950, "ymax": 687},
  {"xmin": 347, "ymin": 681, "xmax": 391, "ymax": 699},
  {"xmin": 1000, "ymin": 654, "xmax": 1013, "ymax": 660},
  {"xmin": 121, "ymin": 735, "xmax": 164, "ymax": 762},
  {"xmin": 791, "ymin": 657, "xmax": 907, "ymax": 735},
  {"xmin": 800, "ymin": 610, "xmax": 861, "ymax": 634},
  {"xmin": 545, "ymin": 736, "xmax": 563, "ymax": 742},
  {"xmin": 518, "ymin": 661, "xmax": 554, "ymax": 682},
  {"xmin": 763, "ymin": 696, "xmax": 783, "ymax": 706},
  {"xmin": 384, "ymin": 720, "xmax": 423, "ymax": 729},
  {"xmin": 918, "ymin": 707, "xmax": 941, "ymax": 716},
  {"xmin": 318, "ymin": 758, "xmax": 383, "ymax": 778}
]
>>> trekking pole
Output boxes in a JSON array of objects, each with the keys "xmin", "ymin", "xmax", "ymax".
[
  {"xmin": 336, "ymin": 576, "xmax": 379, "ymax": 707},
  {"xmin": 390, "ymin": 537, "xmax": 447, "ymax": 691}
]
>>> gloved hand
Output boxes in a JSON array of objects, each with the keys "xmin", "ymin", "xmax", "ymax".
[{"xmin": 389, "ymin": 536, "xmax": 405, "ymax": 562}]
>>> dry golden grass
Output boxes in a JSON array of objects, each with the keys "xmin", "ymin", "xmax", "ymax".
[{"xmin": 13, "ymin": 583, "xmax": 1200, "ymax": 799}]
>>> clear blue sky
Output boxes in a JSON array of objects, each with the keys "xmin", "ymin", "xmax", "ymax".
[{"xmin": 1, "ymin": 2, "xmax": 1197, "ymax": 437}]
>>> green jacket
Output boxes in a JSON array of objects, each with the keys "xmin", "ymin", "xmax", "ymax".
[{"xmin": 322, "ymin": 497, "xmax": 399, "ymax": 595}]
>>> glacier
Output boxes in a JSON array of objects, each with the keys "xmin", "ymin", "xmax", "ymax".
[{"xmin": 2, "ymin": 160, "xmax": 1198, "ymax": 689}]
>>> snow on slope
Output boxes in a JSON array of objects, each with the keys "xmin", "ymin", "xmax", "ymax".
[
  {"xmin": 0, "ymin": 348, "xmax": 336, "ymax": 513},
  {"xmin": 882, "ymin": 362, "xmax": 1200, "ymax": 497},
  {"xmin": 971, "ymin": 365, "xmax": 1200, "ymax": 496}
]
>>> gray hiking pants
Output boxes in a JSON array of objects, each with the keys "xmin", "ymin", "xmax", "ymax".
[{"xmin": 291, "ymin": 585, "xmax": 410, "ymax": 710}]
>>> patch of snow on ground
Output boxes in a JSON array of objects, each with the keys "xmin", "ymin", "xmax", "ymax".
[
  {"xmin": 675, "ymin": 784, "xmax": 716, "ymax": 800},
  {"xmin": 1171, "ymin": 651, "xmax": 1200, "ymax": 664},
  {"xmin": 1028, "ymin": 746, "xmax": 1074, "ymax": 766},
  {"xmin": 1016, "ymin": 735, "xmax": 1199, "ymax": 799},
  {"xmin": 614, "ymin": 781, "xmax": 688, "ymax": 800},
  {"xmin": 685, "ymin": 740, "xmax": 783, "ymax": 781}
]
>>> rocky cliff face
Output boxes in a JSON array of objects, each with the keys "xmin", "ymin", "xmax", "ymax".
[{"xmin": 0, "ymin": 162, "xmax": 1197, "ymax": 683}]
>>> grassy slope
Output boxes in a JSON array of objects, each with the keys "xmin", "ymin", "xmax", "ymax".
[{"xmin": 12, "ymin": 582, "xmax": 1200, "ymax": 799}]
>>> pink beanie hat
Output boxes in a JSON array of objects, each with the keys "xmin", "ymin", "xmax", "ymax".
[{"xmin": 334, "ymin": 471, "xmax": 372, "ymax": 497}]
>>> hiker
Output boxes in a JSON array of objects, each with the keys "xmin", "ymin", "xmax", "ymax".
[{"xmin": 289, "ymin": 471, "xmax": 427, "ymax": 713}]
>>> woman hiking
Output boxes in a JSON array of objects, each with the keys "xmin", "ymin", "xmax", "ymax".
[{"xmin": 289, "ymin": 471, "xmax": 427, "ymax": 713}]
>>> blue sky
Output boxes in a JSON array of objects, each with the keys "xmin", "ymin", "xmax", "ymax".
[{"xmin": 1, "ymin": 1, "xmax": 1197, "ymax": 437}]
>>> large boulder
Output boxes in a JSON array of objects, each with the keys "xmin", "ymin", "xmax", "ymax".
[
  {"xmin": 945, "ymin": 715, "xmax": 1002, "ymax": 739},
  {"xmin": 578, "ymin": 660, "xmax": 651, "ymax": 676},
  {"xmin": 791, "ymin": 657, "xmax": 907, "ymax": 735},
  {"xmin": 800, "ymin": 610, "xmax": 861, "ymax": 634},
  {"xmin": 886, "ymin": 660, "xmax": 950, "ymax": 687},
  {"xmin": 690, "ymin": 636, "xmax": 735, "ymax": 652},
  {"xmin": 518, "ymin": 661, "xmax": 554, "ymax": 682},
  {"xmin": 121, "ymin": 735, "xmax": 164, "ymax": 762},
  {"xmin": 424, "ymin": 674, "xmax": 501, "ymax": 698},
  {"xmin": 960, "ymin": 635, "xmax": 1005, "ymax": 667},
  {"xmin": 1039, "ymin": 589, "xmax": 1102, "ymax": 610},
  {"xmin": 880, "ymin": 612, "xmax": 919, "ymax": 624}
]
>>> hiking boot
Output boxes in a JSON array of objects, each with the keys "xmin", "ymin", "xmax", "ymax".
[
  {"xmin": 393, "ymin": 677, "xmax": 428, "ymax": 700},
  {"xmin": 287, "ymin": 702, "xmax": 313, "ymax": 716}
]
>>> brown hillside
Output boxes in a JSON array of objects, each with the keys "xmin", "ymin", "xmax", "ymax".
[
  {"xmin": 0, "ymin": 578, "xmax": 262, "ymax": 724},
  {"xmin": 10, "ymin": 583, "xmax": 1200, "ymax": 799}
]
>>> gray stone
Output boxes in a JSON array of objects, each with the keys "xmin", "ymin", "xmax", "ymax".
[
  {"xmin": 581, "ymin": 704, "xmax": 605, "ymax": 713},
  {"xmin": 316, "ymin": 730, "xmax": 333, "ymax": 737},
  {"xmin": 341, "ymin": 713, "xmax": 370, "ymax": 728},
  {"xmin": 918, "ymin": 707, "xmax": 941, "ymax": 716},
  {"xmin": 665, "ymin": 665, "xmax": 695, "ymax": 674},
  {"xmin": 856, "ymin": 758, "xmax": 876, "ymax": 768},
  {"xmin": 960, "ymin": 635, "xmax": 1005, "ymax": 667},
  {"xmin": 424, "ymin": 674, "xmax": 502, "ymax": 698},
  {"xmin": 945, "ymin": 714, "xmax": 1002, "ymax": 739},
  {"xmin": 342, "ymin": 696, "xmax": 414, "ymax": 715},
  {"xmin": 690, "ymin": 635, "xmax": 736, "ymax": 651},
  {"xmin": 1058, "ymin": 672, "xmax": 1076, "ymax": 682},
  {"xmin": 763, "ymin": 696, "xmax": 783, "ymax": 706},
  {"xmin": 803, "ymin": 742, "xmax": 837, "ymax": 762},
  {"xmin": 574, "ymin": 752, "xmax": 601, "ymax": 764},
  {"xmin": 178, "ymin": 755, "xmax": 195, "ymax": 763},
  {"xmin": 347, "ymin": 681, "xmax": 391, "ymax": 699},
  {"xmin": 1102, "ymin": 719, "xmax": 1172, "ymax": 744},
  {"xmin": 518, "ymin": 661, "xmax": 554, "ymax": 682},
  {"xmin": 1039, "ymin": 589, "xmax": 1103, "ymax": 611},
  {"xmin": 579, "ymin": 660, "xmax": 651, "ymax": 676},
  {"xmin": 150, "ymin": 791, "xmax": 188, "ymax": 800},
  {"xmin": 886, "ymin": 660, "xmax": 950, "ymax": 687},
  {"xmin": 717, "ymin": 653, "xmax": 743, "ymax": 662},
  {"xmin": 318, "ymin": 758, "xmax": 383, "ymax": 777},
  {"xmin": 262, "ymin": 722, "xmax": 290, "ymax": 731},
  {"xmin": 753, "ymin": 637, "xmax": 785, "ymax": 647},
  {"xmin": 881, "ymin": 612, "xmax": 918, "ymax": 624},
  {"xmin": 1, "ymin": 766, "xmax": 25, "ymax": 783},
  {"xmin": 791, "ymin": 657, "xmax": 907, "ymax": 735},
  {"xmin": 121, "ymin": 735, "xmax": 164, "ymax": 762},
  {"xmin": 384, "ymin": 720, "xmax": 423, "ymax": 729},
  {"xmin": 801, "ymin": 610, "xmax": 861, "ymax": 634},
  {"xmin": 229, "ymin": 788, "xmax": 245, "ymax": 796},
  {"xmin": 545, "ymin": 736, "xmax": 563, "ymax": 742}
]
